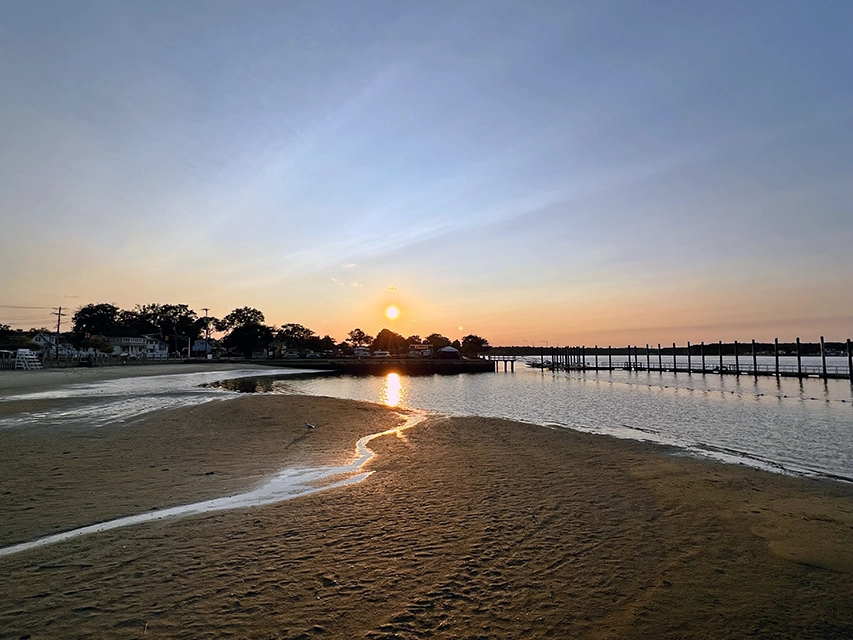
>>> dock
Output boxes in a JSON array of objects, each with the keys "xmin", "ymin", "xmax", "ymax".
[{"xmin": 509, "ymin": 337, "xmax": 853, "ymax": 381}]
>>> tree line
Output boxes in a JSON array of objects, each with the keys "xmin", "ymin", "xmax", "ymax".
[{"xmin": 1, "ymin": 302, "xmax": 491, "ymax": 359}]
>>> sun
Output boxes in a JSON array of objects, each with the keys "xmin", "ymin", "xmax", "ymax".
[{"xmin": 385, "ymin": 305, "xmax": 400, "ymax": 320}]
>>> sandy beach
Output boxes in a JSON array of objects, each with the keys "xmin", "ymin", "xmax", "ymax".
[{"xmin": 2, "ymin": 367, "xmax": 853, "ymax": 638}]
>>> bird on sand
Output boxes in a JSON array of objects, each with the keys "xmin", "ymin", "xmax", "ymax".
[{"xmin": 305, "ymin": 422, "xmax": 315, "ymax": 430}]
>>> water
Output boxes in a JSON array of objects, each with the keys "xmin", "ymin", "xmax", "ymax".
[
  {"xmin": 3, "ymin": 364, "xmax": 851, "ymax": 481},
  {"xmin": 2, "ymin": 364, "xmax": 851, "ymax": 556},
  {"xmin": 0, "ymin": 368, "xmax": 321, "ymax": 428},
  {"xmin": 273, "ymin": 364, "xmax": 853, "ymax": 482}
]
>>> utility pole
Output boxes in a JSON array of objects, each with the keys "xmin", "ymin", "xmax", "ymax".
[
  {"xmin": 52, "ymin": 306, "xmax": 66, "ymax": 361},
  {"xmin": 202, "ymin": 308, "xmax": 210, "ymax": 355}
]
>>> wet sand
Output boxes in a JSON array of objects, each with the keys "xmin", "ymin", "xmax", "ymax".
[{"xmin": 1, "ymin": 372, "xmax": 853, "ymax": 638}]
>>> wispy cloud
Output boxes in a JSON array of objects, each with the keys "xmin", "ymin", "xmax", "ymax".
[
  {"xmin": 351, "ymin": 281, "xmax": 363, "ymax": 287},
  {"xmin": 330, "ymin": 277, "xmax": 344, "ymax": 286},
  {"xmin": 342, "ymin": 263, "xmax": 357, "ymax": 269},
  {"xmin": 387, "ymin": 286, "xmax": 398, "ymax": 292}
]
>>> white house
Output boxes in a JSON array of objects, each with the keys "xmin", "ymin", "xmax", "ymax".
[
  {"xmin": 107, "ymin": 336, "xmax": 171, "ymax": 358},
  {"xmin": 192, "ymin": 337, "xmax": 219, "ymax": 356},
  {"xmin": 30, "ymin": 332, "xmax": 78, "ymax": 358}
]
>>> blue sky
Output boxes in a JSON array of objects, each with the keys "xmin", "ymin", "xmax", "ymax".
[{"xmin": 1, "ymin": 0, "xmax": 851, "ymax": 344}]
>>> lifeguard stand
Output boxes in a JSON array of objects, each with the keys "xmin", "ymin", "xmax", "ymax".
[{"xmin": 15, "ymin": 349, "xmax": 42, "ymax": 370}]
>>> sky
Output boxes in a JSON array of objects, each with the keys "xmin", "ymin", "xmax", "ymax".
[{"xmin": 1, "ymin": 0, "xmax": 852, "ymax": 346}]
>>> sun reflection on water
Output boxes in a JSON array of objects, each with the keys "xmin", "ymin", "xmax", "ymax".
[{"xmin": 382, "ymin": 372, "xmax": 404, "ymax": 407}]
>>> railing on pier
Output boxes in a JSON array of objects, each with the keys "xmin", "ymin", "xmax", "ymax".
[{"xmin": 481, "ymin": 354, "xmax": 519, "ymax": 372}]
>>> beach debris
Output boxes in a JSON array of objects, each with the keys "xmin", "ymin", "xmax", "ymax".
[{"xmin": 305, "ymin": 422, "xmax": 316, "ymax": 430}]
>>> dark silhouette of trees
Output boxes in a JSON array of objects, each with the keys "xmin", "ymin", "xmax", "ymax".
[
  {"xmin": 223, "ymin": 323, "xmax": 273, "ymax": 358},
  {"xmin": 347, "ymin": 328, "xmax": 373, "ymax": 347},
  {"xmin": 216, "ymin": 307, "xmax": 265, "ymax": 332},
  {"xmin": 371, "ymin": 328, "xmax": 407, "ymax": 353},
  {"xmin": 72, "ymin": 303, "xmax": 120, "ymax": 336},
  {"xmin": 63, "ymin": 301, "xmax": 493, "ymax": 361},
  {"xmin": 317, "ymin": 335, "xmax": 337, "ymax": 352},
  {"xmin": 461, "ymin": 334, "xmax": 491, "ymax": 358},
  {"xmin": 425, "ymin": 333, "xmax": 452, "ymax": 349},
  {"xmin": 216, "ymin": 307, "xmax": 271, "ymax": 357},
  {"xmin": 276, "ymin": 323, "xmax": 317, "ymax": 350}
]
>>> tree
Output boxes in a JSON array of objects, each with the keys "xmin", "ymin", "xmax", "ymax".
[
  {"xmin": 157, "ymin": 304, "xmax": 200, "ymax": 340},
  {"xmin": 216, "ymin": 307, "xmax": 271, "ymax": 358},
  {"xmin": 222, "ymin": 323, "xmax": 273, "ymax": 358},
  {"xmin": 81, "ymin": 335, "xmax": 115, "ymax": 354},
  {"xmin": 216, "ymin": 307, "xmax": 265, "ymax": 332},
  {"xmin": 425, "ymin": 333, "xmax": 452, "ymax": 349},
  {"xmin": 317, "ymin": 335, "xmax": 337, "ymax": 352},
  {"xmin": 347, "ymin": 328, "xmax": 373, "ymax": 347},
  {"xmin": 116, "ymin": 308, "xmax": 158, "ymax": 336},
  {"xmin": 276, "ymin": 323, "xmax": 317, "ymax": 349},
  {"xmin": 461, "ymin": 334, "xmax": 491, "ymax": 358},
  {"xmin": 371, "ymin": 328, "xmax": 407, "ymax": 354},
  {"xmin": 196, "ymin": 314, "xmax": 219, "ymax": 343},
  {"xmin": 72, "ymin": 303, "xmax": 120, "ymax": 336},
  {"xmin": 406, "ymin": 335, "xmax": 422, "ymax": 345}
]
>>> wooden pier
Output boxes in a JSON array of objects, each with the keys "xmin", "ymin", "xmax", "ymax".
[
  {"xmin": 498, "ymin": 337, "xmax": 853, "ymax": 381},
  {"xmin": 483, "ymin": 355, "xmax": 519, "ymax": 372}
]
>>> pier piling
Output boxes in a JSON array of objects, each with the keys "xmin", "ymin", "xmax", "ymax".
[
  {"xmin": 774, "ymin": 338, "xmax": 780, "ymax": 377},
  {"xmin": 734, "ymin": 340, "xmax": 740, "ymax": 375},
  {"xmin": 848, "ymin": 339, "xmax": 852, "ymax": 382},
  {"xmin": 752, "ymin": 339, "xmax": 757, "ymax": 377},
  {"xmin": 537, "ymin": 336, "xmax": 848, "ymax": 380},
  {"xmin": 796, "ymin": 337, "xmax": 802, "ymax": 377}
]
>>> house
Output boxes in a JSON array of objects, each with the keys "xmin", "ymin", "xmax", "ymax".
[
  {"xmin": 192, "ymin": 337, "xmax": 219, "ymax": 356},
  {"xmin": 409, "ymin": 344, "xmax": 433, "ymax": 358},
  {"xmin": 107, "ymin": 336, "xmax": 171, "ymax": 358},
  {"xmin": 30, "ymin": 332, "xmax": 78, "ymax": 358},
  {"xmin": 145, "ymin": 336, "xmax": 171, "ymax": 358}
]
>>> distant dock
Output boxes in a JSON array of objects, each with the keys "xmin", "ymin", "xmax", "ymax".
[{"xmin": 504, "ymin": 336, "xmax": 853, "ymax": 381}]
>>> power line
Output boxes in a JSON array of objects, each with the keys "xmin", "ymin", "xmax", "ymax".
[{"xmin": 0, "ymin": 304, "xmax": 56, "ymax": 310}]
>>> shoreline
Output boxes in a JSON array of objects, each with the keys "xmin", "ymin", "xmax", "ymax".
[{"xmin": 1, "ymin": 368, "xmax": 853, "ymax": 637}]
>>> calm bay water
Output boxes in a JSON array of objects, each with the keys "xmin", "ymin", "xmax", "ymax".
[
  {"xmin": 2, "ymin": 363, "xmax": 851, "ymax": 483},
  {"xmin": 276, "ymin": 360, "xmax": 853, "ymax": 482}
]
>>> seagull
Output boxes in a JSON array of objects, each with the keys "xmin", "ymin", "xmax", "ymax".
[{"xmin": 305, "ymin": 422, "xmax": 315, "ymax": 430}]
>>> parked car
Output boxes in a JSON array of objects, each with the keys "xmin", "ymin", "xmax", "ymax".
[{"xmin": 373, "ymin": 350, "xmax": 391, "ymax": 358}]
